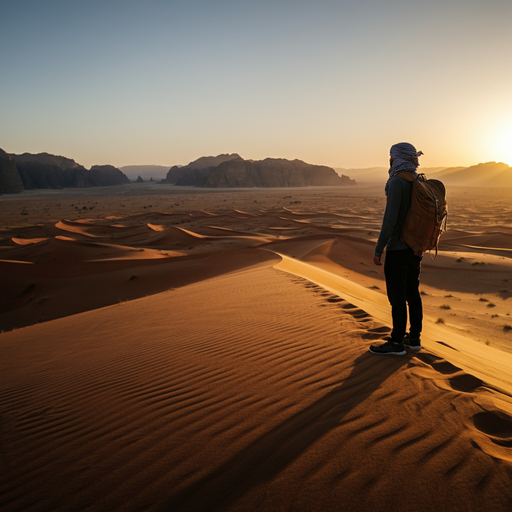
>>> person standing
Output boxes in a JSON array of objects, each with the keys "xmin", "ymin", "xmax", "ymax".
[{"xmin": 370, "ymin": 142, "xmax": 424, "ymax": 355}]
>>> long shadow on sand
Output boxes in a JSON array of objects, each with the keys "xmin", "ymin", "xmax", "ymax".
[{"xmin": 154, "ymin": 351, "xmax": 413, "ymax": 512}]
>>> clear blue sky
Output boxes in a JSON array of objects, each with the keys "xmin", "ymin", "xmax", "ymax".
[{"xmin": 1, "ymin": 0, "xmax": 511, "ymax": 168}]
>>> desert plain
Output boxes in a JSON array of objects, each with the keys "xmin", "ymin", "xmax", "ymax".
[{"xmin": 1, "ymin": 183, "xmax": 512, "ymax": 511}]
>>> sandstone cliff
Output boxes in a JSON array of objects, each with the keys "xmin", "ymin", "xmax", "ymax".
[
  {"xmin": 0, "ymin": 149, "xmax": 24, "ymax": 194},
  {"xmin": 11, "ymin": 152, "xmax": 82, "ymax": 171},
  {"xmin": 3, "ymin": 151, "xmax": 130, "ymax": 190},
  {"xmin": 88, "ymin": 165, "xmax": 130, "ymax": 186},
  {"xmin": 199, "ymin": 157, "xmax": 356, "ymax": 188},
  {"xmin": 164, "ymin": 153, "xmax": 240, "ymax": 184}
]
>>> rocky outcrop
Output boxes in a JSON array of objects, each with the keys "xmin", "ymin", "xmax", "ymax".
[
  {"xmin": 164, "ymin": 153, "xmax": 240, "ymax": 184},
  {"xmin": 8, "ymin": 152, "xmax": 130, "ymax": 189},
  {"xmin": 135, "ymin": 176, "xmax": 144, "ymax": 183},
  {"xmin": 199, "ymin": 157, "xmax": 356, "ymax": 188},
  {"xmin": 11, "ymin": 152, "xmax": 82, "ymax": 171},
  {"xmin": 165, "ymin": 166, "xmax": 188, "ymax": 184},
  {"xmin": 88, "ymin": 165, "xmax": 130, "ymax": 186},
  {"xmin": 0, "ymin": 149, "xmax": 24, "ymax": 194},
  {"xmin": 176, "ymin": 168, "xmax": 216, "ymax": 186},
  {"xmin": 16, "ymin": 162, "xmax": 78, "ymax": 189}
]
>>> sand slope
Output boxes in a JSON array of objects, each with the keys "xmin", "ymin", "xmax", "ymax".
[
  {"xmin": 1, "ymin": 187, "xmax": 512, "ymax": 511},
  {"xmin": 1, "ymin": 265, "xmax": 512, "ymax": 511}
]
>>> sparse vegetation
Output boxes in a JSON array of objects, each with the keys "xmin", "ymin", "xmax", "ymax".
[
  {"xmin": 440, "ymin": 304, "xmax": 451, "ymax": 310},
  {"xmin": 371, "ymin": 285, "xmax": 380, "ymax": 290},
  {"xmin": 487, "ymin": 303, "xmax": 496, "ymax": 308},
  {"xmin": 504, "ymin": 325, "xmax": 512, "ymax": 332},
  {"xmin": 129, "ymin": 275, "xmax": 137, "ymax": 280},
  {"xmin": 456, "ymin": 258, "xmax": 463, "ymax": 263},
  {"xmin": 472, "ymin": 261, "xmax": 485, "ymax": 266},
  {"xmin": 436, "ymin": 318, "xmax": 445, "ymax": 324},
  {"xmin": 479, "ymin": 297, "xmax": 489, "ymax": 302}
]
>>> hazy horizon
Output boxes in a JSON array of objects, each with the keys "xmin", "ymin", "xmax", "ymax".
[{"xmin": 2, "ymin": 0, "xmax": 512, "ymax": 169}]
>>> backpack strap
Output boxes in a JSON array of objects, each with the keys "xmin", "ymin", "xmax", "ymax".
[
  {"xmin": 396, "ymin": 172, "xmax": 415, "ymax": 182},
  {"xmin": 396, "ymin": 172, "xmax": 427, "ymax": 182}
]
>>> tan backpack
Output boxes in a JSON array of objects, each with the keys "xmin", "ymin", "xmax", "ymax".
[{"xmin": 397, "ymin": 172, "xmax": 447, "ymax": 258}]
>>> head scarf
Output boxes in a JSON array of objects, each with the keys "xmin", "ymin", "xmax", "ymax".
[{"xmin": 385, "ymin": 142, "xmax": 423, "ymax": 195}]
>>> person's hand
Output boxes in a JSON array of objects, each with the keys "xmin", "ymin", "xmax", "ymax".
[{"xmin": 373, "ymin": 254, "xmax": 382, "ymax": 266}]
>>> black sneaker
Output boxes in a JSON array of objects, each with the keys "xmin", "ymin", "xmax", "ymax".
[
  {"xmin": 403, "ymin": 333, "xmax": 422, "ymax": 350},
  {"xmin": 369, "ymin": 339, "xmax": 406, "ymax": 356}
]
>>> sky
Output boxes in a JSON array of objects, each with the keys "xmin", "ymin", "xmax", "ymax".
[{"xmin": 1, "ymin": 0, "xmax": 512, "ymax": 169}]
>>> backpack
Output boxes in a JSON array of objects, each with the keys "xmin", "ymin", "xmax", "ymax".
[{"xmin": 397, "ymin": 172, "xmax": 447, "ymax": 258}]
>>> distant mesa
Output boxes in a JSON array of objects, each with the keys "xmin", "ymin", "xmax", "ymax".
[
  {"xmin": 88, "ymin": 165, "xmax": 130, "ymax": 186},
  {"xmin": 164, "ymin": 154, "xmax": 356, "ymax": 188},
  {"xmin": 12, "ymin": 151, "xmax": 82, "ymax": 172},
  {"xmin": 202, "ymin": 157, "xmax": 356, "ymax": 187},
  {"xmin": 0, "ymin": 149, "xmax": 130, "ymax": 193},
  {"xmin": 164, "ymin": 153, "xmax": 241, "ymax": 185}
]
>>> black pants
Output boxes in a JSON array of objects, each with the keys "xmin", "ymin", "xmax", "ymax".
[{"xmin": 384, "ymin": 248, "xmax": 423, "ymax": 342}]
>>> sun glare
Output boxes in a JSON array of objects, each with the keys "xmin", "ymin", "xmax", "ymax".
[{"xmin": 491, "ymin": 122, "xmax": 512, "ymax": 166}]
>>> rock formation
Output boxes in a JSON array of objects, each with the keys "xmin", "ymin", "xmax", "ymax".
[
  {"xmin": 175, "ymin": 168, "xmax": 214, "ymax": 186},
  {"xmin": 11, "ymin": 152, "xmax": 82, "ymax": 171},
  {"xmin": 6, "ymin": 152, "xmax": 131, "ymax": 190},
  {"xmin": 88, "ymin": 165, "xmax": 130, "ymax": 186},
  {"xmin": 164, "ymin": 153, "xmax": 240, "ymax": 184},
  {"xmin": 0, "ymin": 149, "xmax": 24, "ymax": 194},
  {"xmin": 199, "ymin": 157, "xmax": 356, "ymax": 188}
]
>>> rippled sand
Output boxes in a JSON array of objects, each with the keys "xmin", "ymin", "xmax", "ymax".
[{"xmin": 1, "ymin": 184, "xmax": 512, "ymax": 511}]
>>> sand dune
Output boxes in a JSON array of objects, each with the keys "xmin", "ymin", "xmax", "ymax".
[{"xmin": 1, "ymin": 186, "xmax": 512, "ymax": 511}]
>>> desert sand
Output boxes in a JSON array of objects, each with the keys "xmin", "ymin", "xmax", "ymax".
[{"xmin": 1, "ymin": 183, "xmax": 512, "ymax": 511}]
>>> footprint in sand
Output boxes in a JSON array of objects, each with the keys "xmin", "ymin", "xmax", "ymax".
[
  {"xmin": 473, "ymin": 410, "xmax": 512, "ymax": 447},
  {"xmin": 417, "ymin": 353, "xmax": 461, "ymax": 374},
  {"xmin": 417, "ymin": 352, "xmax": 483, "ymax": 392},
  {"xmin": 448, "ymin": 374, "xmax": 484, "ymax": 393}
]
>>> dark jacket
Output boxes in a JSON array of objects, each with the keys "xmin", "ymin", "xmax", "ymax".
[{"xmin": 374, "ymin": 174, "xmax": 415, "ymax": 256}]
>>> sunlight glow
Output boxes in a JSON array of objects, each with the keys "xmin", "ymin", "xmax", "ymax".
[{"xmin": 490, "ymin": 121, "xmax": 512, "ymax": 166}]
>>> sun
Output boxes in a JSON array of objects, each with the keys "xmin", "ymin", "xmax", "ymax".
[{"xmin": 491, "ymin": 122, "xmax": 512, "ymax": 166}]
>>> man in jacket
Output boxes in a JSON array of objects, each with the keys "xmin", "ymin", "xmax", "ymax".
[{"xmin": 370, "ymin": 142, "xmax": 424, "ymax": 355}]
